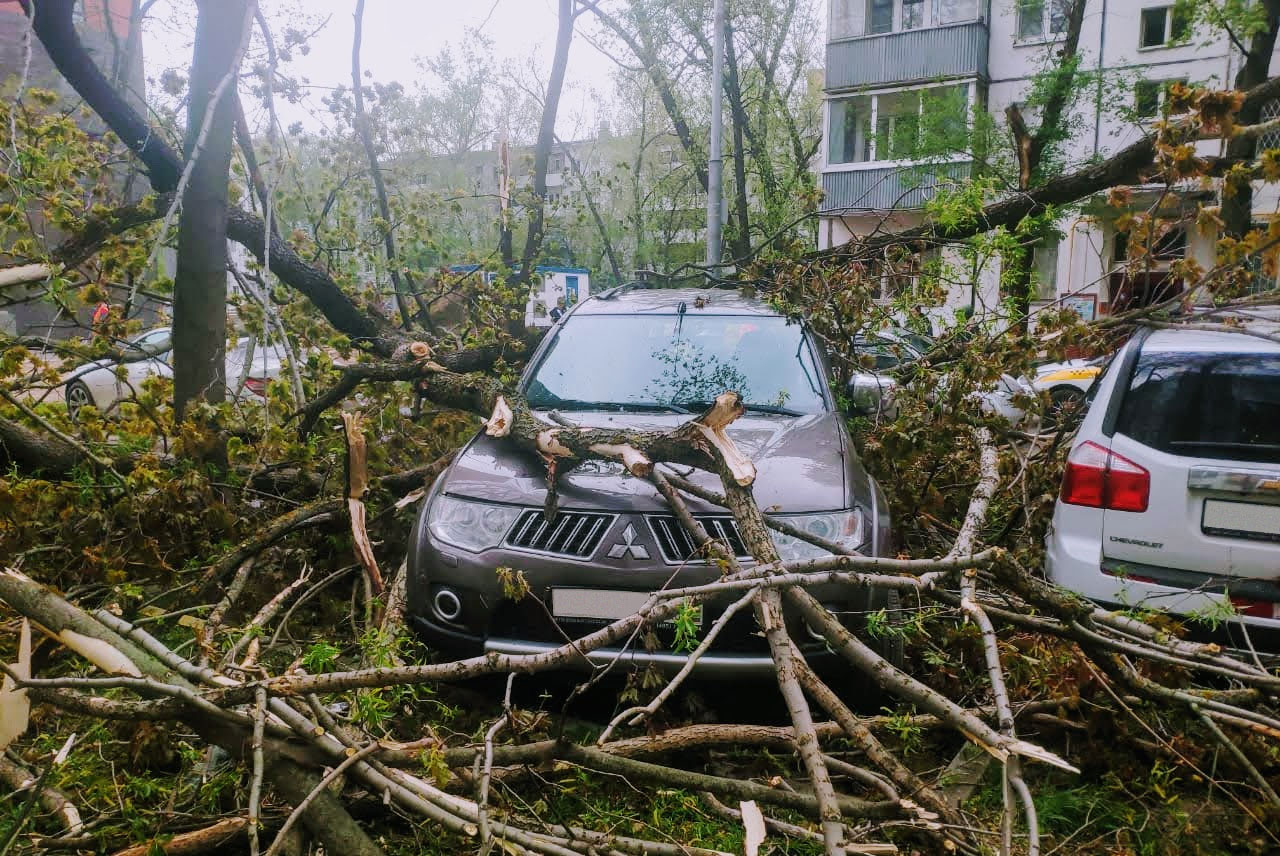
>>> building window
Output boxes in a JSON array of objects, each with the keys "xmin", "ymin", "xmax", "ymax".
[
  {"xmin": 1031, "ymin": 240, "xmax": 1058, "ymax": 300},
  {"xmin": 876, "ymin": 90, "xmax": 922, "ymax": 160},
  {"xmin": 868, "ymin": 0, "xmax": 893, "ymax": 34},
  {"xmin": 1261, "ymin": 100, "xmax": 1280, "ymax": 152},
  {"xmin": 1016, "ymin": 0, "xmax": 1068, "ymax": 41},
  {"xmin": 903, "ymin": 0, "xmax": 925, "ymax": 29},
  {"xmin": 1139, "ymin": 6, "xmax": 1189, "ymax": 49},
  {"xmin": 933, "ymin": 0, "xmax": 978, "ymax": 25},
  {"xmin": 1134, "ymin": 78, "xmax": 1186, "ymax": 118},
  {"xmin": 828, "ymin": 84, "xmax": 972, "ymax": 166},
  {"xmin": 829, "ymin": 95, "xmax": 873, "ymax": 164},
  {"xmin": 1114, "ymin": 225, "xmax": 1186, "ymax": 262}
]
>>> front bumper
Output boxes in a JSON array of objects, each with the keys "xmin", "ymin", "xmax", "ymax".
[
  {"xmin": 407, "ymin": 492, "xmax": 882, "ymax": 675},
  {"xmin": 483, "ymin": 637, "xmax": 780, "ymax": 676}
]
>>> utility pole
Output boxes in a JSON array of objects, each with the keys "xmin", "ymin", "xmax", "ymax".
[{"xmin": 705, "ymin": 0, "xmax": 725, "ymax": 275}]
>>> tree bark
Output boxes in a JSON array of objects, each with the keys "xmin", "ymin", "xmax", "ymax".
[
  {"xmin": 1221, "ymin": 0, "xmax": 1280, "ymax": 240},
  {"xmin": 172, "ymin": 0, "xmax": 249, "ymax": 418},
  {"xmin": 517, "ymin": 0, "xmax": 574, "ymax": 284},
  {"xmin": 723, "ymin": 20, "xmax": 753, "ymax": 264}
]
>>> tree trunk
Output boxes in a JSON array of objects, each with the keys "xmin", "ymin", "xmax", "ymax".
[
  {"xmin": 517, "ymin": 0, "xmax": 574, "ymax": 284},
  {"xmin": 1221, "ymin": 0, "xmax": 1280, "ymax": 240},
  {"xmin": 172, "ymin": 0, "xmax": 248, "ymax": 419},
  {"xmin": 560, "ymin": 138, "xmax": 624, "ymax": 284},
  {"xmin": 351, "ymin": 0, "xmax": 417, "ymax": 328},
  {"xmin": 723, "ymin": 21, "xmax": 753, "ymax": 264}
]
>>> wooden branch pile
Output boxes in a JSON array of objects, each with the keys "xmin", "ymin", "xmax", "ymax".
[{"xmin": 4, "ymin": 381, "xmax": 1279, "ymax": 856}]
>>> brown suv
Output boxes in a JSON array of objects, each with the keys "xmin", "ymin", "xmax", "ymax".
[{"xmin": 407, "ymin": 286, "xmax": 894, "ymax": 674}]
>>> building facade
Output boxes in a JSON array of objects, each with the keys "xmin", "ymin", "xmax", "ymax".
[
  {"xmin": 0, "ymin": 0, "xmax": 147, "ymax": 337},
  {"xmin": 819, "ymin": 0, "xmax": 1277, "ymax": 326}
]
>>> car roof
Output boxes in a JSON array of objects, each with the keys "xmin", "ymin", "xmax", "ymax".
[
  {"xmin": 1142, "ymin": 324, "xmax": 1280, "ymax": 354},
  {"xmin": 571, "ymin": 287, "xmax": 780, "ymax": 317}
]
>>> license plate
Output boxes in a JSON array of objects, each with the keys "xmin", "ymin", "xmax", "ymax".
[
  {"xmin": 1202, "ymin": 499, "xmax": 1280, "ymax": 542},
  {"xmin": 551, "ymin": 588, "xmax": 652, "ymax": 621}
]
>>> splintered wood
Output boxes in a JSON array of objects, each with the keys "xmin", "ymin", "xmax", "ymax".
[{"xmin": 343, "ymin": 411, "xmax": 384, "ymax": 594}]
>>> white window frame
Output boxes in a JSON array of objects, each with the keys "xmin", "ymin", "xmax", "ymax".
[
  {"xmin": 823, "ymin": 79, "xmax": 978, "ymax": 172},
  {"xmin": 1138, "ymin": 5, "xmax": 1190, "ymax": 50},
  {"xmin": 1014, "ymin": 0, "xmax": 1068, "ymax": 45}
]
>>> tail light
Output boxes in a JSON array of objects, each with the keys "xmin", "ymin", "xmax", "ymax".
[
  {"xmin": 1229, "ymin": 597, "xmax": 1280, "ymax": 620},
  {"xmin": 244, "ymin": 377, "xmax": 268, "ymax": 398},
  {"xmin": 1061, "ymin": 441, "xmax": 1150, "ymax": 512}
]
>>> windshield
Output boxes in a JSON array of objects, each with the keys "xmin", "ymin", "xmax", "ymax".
[
  {"xmin": 1116, "ymin": 350, "xmax": 1280, "ymax": 463},
  {"xmin": 525, "ymin": 314, "xmax": 827, "ymax": 415}
]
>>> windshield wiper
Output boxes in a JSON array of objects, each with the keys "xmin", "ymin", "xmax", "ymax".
[
  {"xmin": 741, "ymin": 403, "xmax": 803, "ymax": 416},
  {"xmin": 683, "ymin": 400, "xmax": 803, "ymax": 417},
  {"xmin": 613, "ymin": 402, "xmax": 690, "ymax": 414},
  {"xmin": 530, "ymin": 399, "xmax": 689, "ymax": 414}
]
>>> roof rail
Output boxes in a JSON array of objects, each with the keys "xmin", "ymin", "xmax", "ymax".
[{"xmin": 596, "ymin": 280, "xmax": 653, "ymax": 300}]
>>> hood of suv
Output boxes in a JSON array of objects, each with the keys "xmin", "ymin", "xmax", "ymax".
[{"xmin": 442, "ymin": 411, "xmax": 849, "ymax": 513}]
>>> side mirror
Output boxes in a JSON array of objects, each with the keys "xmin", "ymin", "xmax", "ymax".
[{"xmin": 846, "ymin": 374, "xmax": 896, "ymax": 417}]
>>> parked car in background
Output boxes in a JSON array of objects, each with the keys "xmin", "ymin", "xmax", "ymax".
[
  {"xmin": 1045, "ymin": 324, "xmax": 1280, "ymax": 652},
  {"xmin": 64, "ymin": 327, "xmax": 292, "ymax": 417},
  {"xmin": 846, "ymin": 327, "xmax": 1032, "ymax": 425},
  {"xmin": 1031, "ymin": 357, "xmax": 1103, "ymax": 427},
  {"xmin": 408, "ymin": 286, "xmax": 899, "ymax": 675}
]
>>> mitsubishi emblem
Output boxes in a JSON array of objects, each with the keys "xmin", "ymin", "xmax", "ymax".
[{"xmin": 607, "ymin": 523, "xmax": 649, "ymax": 560}]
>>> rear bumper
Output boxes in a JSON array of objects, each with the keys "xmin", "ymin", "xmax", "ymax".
[{"xmin": 1046, "ymin": 523, "xmax": 1280, "ymax": 652}]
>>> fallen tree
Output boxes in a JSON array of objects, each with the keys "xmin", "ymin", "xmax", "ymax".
[{"xmin": 2, "ymin": 3, "xmax": 1280, "ymax": 855}]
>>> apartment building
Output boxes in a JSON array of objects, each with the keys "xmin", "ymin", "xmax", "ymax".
[
  {"xmin": 819, "ymin": 0, "xmax": 1276, "ymax": 324},
  {"xmin": 395, "ymin": 130, "xmax": 707, "ymax": 281}
]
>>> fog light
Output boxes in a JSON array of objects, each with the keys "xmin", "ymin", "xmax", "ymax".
[{"xmin": 433, "ymin": 587, "xmax": 462, "ymax": 622}]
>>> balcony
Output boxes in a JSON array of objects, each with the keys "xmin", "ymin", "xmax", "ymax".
[
  {"xmin": 820, "ymin": 162, "xmax": 971, "ymax": 212},
  {"xmin": 826, "ymin": 21, "xmax": 989, "ymax": 91}
]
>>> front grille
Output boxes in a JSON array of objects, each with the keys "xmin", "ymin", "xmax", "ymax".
[
  {"xmin": 505, "ymin": 510, "xmax": 613, "ymax": 558},
  {"xmin": 647, "ymin": 514, "xmax": 750, "ymax": 563}
]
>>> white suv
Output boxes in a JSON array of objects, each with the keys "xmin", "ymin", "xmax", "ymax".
[{"xmin": 1045, "ymin": 323, "xmax": 1280, "ymax": 649}]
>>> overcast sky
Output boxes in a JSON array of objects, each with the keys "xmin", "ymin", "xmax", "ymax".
[{"xmin": 144, "ymin": 0, "xmax": 621, "ymax": 136}]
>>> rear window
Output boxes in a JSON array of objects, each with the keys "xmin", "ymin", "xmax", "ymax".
[{"xmin": 1115, "ymin": 351, "xmax": 1280, "ymax": 463}]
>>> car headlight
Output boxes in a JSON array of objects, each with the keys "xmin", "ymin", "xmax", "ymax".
[
  {"xmin": 426, "ymin": 495, "xmax": 522, "ymax": 553},
  {"xmin": 769, "ymin": 509, "xmax": 865, "ymax": 561}
]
